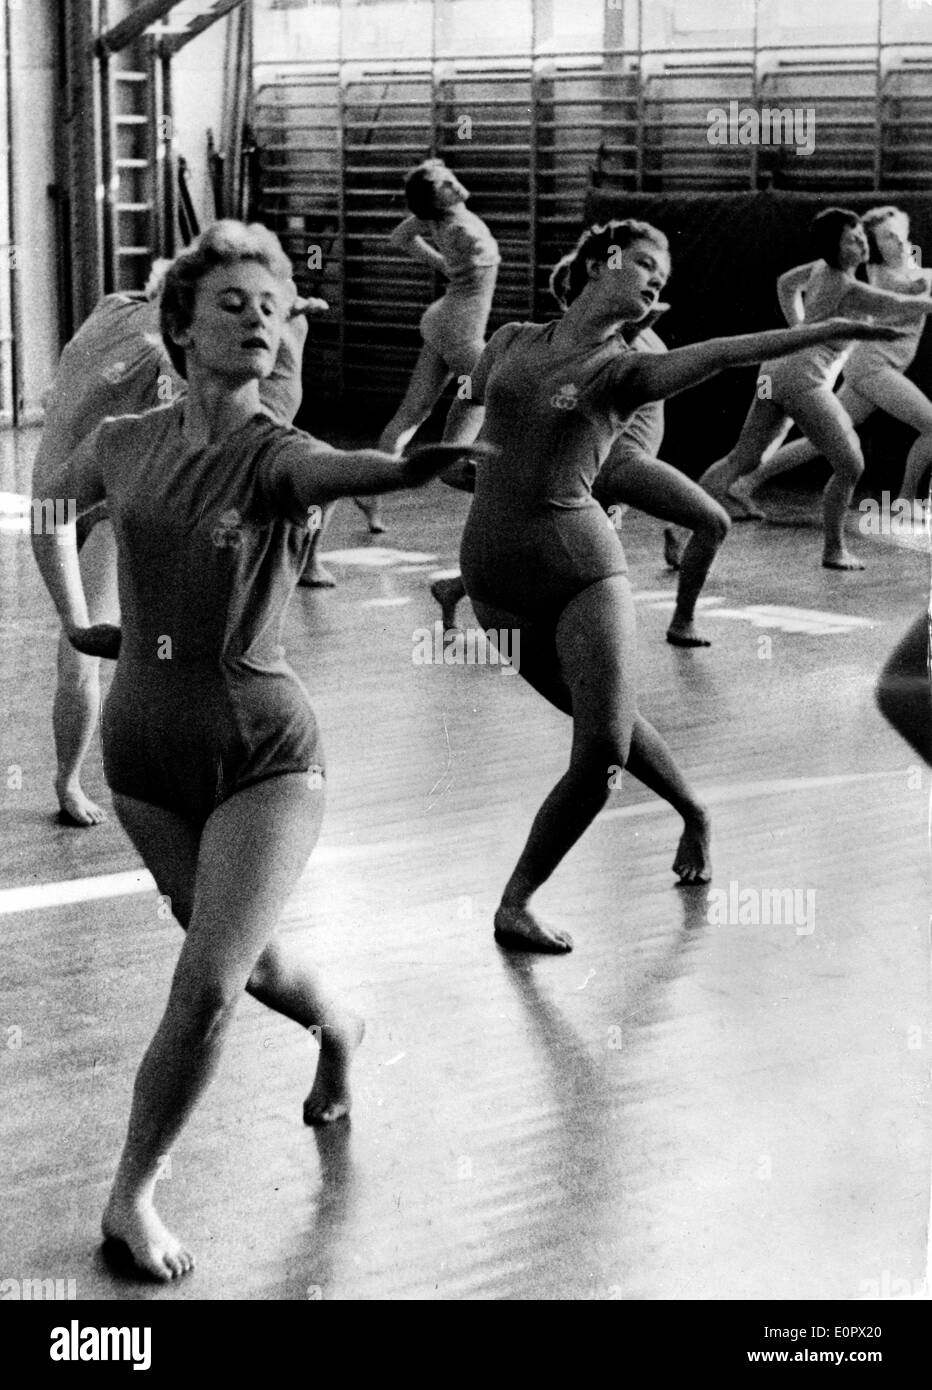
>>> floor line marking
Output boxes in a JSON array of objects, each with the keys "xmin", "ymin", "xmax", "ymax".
[{"xmin": 0, "ymin": 770, "xmax": 907, "ymax": 917}]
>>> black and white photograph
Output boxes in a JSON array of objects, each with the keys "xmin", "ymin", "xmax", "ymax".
[{"xmin": 0, "ymin": 0, "xmax": 929, "ymax": 1339}]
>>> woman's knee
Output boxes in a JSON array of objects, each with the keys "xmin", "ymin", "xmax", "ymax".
[
  {"xmin": 166, "ymin": 977, "xmax": 241, "ymax": 1043},
  {"xmin": 695, "ymin": 499, "xmax": 731, "ymax": 547},
  {"xmin": 830, "ymin": 445, "xmax": 864, "ymax": 487},
  {"xmin": 56, "ymin": 633, "xmax": 99, "ymax": 689},
  {"xmin": 246, "ymin": 944, "xmax": 285, "ymax": 1000},
  {"xmin": 571, "ymin": 726, "xmax": 633, "ymax": 779}
]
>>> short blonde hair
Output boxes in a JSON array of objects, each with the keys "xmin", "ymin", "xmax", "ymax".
[{"xmin": 160, "ymin": 221, "xmax": 293, "ymax": 377}]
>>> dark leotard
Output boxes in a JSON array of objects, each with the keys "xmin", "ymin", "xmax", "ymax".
[
  {"xmin": 460, "ymin": 321, "xmax": 640, "ymax": 624},
  {"xmin": 65, "ymin": 402, "xmax": 333, "ymax": 825}
]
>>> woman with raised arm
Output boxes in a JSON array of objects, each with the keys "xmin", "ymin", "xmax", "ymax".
[
  {"xmin": 432, "ymin": 303, "xmax": 732, "ymax": 648},
  {"xmin": 32, "ymin": 259, "xmax": 327, "ymax": 827},
  {"xmin": 696, "ymin": 207, "xmax": 932, "ymax": 568},
  {"xmin": 730, "ymin": 206, "xmax": 932, "ymax": 510},
  {"xmin": 358, "ymin": 158, "xmax": 500, "ymax": 533},
  {"xmin": 30, "ymin": 220, "xmax": 487, "ymax": 1282},
  {"xmin": 441, "ymin": 218, "xmax": 901, "ymax": 954}
]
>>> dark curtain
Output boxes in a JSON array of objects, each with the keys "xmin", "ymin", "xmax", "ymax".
[{"xmin": 584, "ymin": 189, "xmax": 932, "ymax": 487}]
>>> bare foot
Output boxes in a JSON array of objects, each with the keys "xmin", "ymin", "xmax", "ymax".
[
  {"xmin": 822, "ymin": 550, "xmax": 865, "ymax": 571},
  {"xmin": 55, "ymin": 778, "xmax": 106, "ymax": 827},
  {"xmin": 667, "ymin": 620, "xmax": 711, "ymax": 648},
  {"xmin": 662, "ymin": 527, "xmax": 684, "ymax": 571},
  {"xmin": 672, "ymin": 809, "xmax": 712, "ymax": 885},
  {"xmin": 297, "ymin": 562, "xmax": 337, "ymax": 589},
  {"xmin": 430, "ymin": 578, "xmax": 463, "ymax": 632},
  {"xmin": 353, "ymin": 497, "xmax": 385, "ymax": 534},
  {"xmin": 493, "ymin": 901, "xmax": 573, "ymax": 954},
  {"xmin": 102, "ymin": 1192, "xmax": 194, "ymax": 1282},
  {"xmin": 303, "ymin": 1012, "xmax": 365, "ymax": 1125}
]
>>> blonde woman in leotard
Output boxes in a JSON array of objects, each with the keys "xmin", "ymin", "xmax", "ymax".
[
  {"xmin": 440, "ymin": 219, "xmax": 899, "ymax": 953},
  {"xmin": 32, "ymin": 262, "xmax": 327, "ymax": 827},
  {"xmin": 357, "ymin": 158, "xmax": 500, "ymax": 533},
  {"xmin": 698, "ymin": 207, "xmax": 932, "ymax": 569},
  {"xmin": 432, "ymin": 304, "xmax": 732, "ymax": 648},
  {"xmin": 31, "ymin": 221, "xmax": 488, "ymax": 1281},
  {"xmin": 730, "ymin": 206, "xmax": 932, "ymax": 510}
]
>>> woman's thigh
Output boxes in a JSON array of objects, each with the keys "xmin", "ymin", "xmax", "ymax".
[
  {"xmin": 554, "ymin": 575, "xmax": 638, "ymax": 749},
  {"xmin": 790, "ymin": 390, "xmax": 863, "ymax": 473},
  {"xmin": 597, "ymin": 449, "xmax": 727, "ymax": 531},
  {"xmin": 112, "ymin": 792, "xmax": 202, "ymax": 927},
  {"xmin": 854, "ymin": 368, "xmax": 932, "ymax": 434},
  {"xmin": 171, "ymin": 773, "xmax": 324, "ymax": 1001},
  {"xmin": 728, "ymin": 397, "xmax": 792, "ymax": 468},
  {"xmin": 471, "ymin": 598, "xmax": 572, "ymax": 715}
]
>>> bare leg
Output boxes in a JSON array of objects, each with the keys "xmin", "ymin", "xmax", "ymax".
[
  {"xmin": 734, "ymin": 384, "xmax": 872, "ymax": 500},
  {"xmin": 102, "ymin": 774, "xmax": 359, "ymax": 1280},
  {"xmin": 431, "ymin": 574, "xmax": 467, "ymax": 630},
  {"xmin": 297, "ymin": 501, "xmax": 337, "ymax": 588},
  {"xmin": 698, "ymin": 398, "xmax": 793, "ymax": 519},
  {"xmin": 357, "ymin": 343, "xmax": 453, "ymax": 532},
  {"xmin": 594, "ymin": 448, "xmax": 730, "ymax": 646},
  {"xmin": 473, "ymin": 578, "xmax": 710, "ymax": 953},
  {"xmin": 853, "ymin": 369, "xmax": 932, "ymax": 504},
  {"xmin": 53, "ymin": 519, "xmax": 119, "ymax": 825},
  {"xmin": 790, "ymin": 390, "xmax": 866, "ymax": 568}
]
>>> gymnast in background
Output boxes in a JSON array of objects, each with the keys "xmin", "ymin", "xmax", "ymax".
[
  {"xmin": 697, "ymin": 208, "xmax": 932, "ymax": 570},
  {"xmin": 730, "ymin": 205, "xmax": 932, "ymax": 512},
  {"xmin": 358, "ymin": 158, "xmax": 500, "ymax": 534}
]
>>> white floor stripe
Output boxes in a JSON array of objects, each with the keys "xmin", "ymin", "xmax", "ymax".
[{"xmin": 0, "ymin": 769, "xmax": 907, "ymax": 917}]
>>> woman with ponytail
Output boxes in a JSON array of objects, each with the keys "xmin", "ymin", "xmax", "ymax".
[{"xmin": 441, "ymin": 219, "xmax": 901, "ymax": 953}]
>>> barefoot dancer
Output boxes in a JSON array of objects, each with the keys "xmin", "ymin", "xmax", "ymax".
[
  {"xmin": 432, "ymin": 305, "xmax": 731, "ymax": 647},
  {"xmin": 731, "ymin": 206, "xmax": 932, "ymax": 509},
  {"xmin": 32, "ymin": 262, "xmax": 326, "ymax": 826},
  {"xmin": 441, "ymin": 219, "xmax": 903, "ymax": 953},
  {"xmin": 359, "ymin": 159, "xmax": 500, "ymax": 533},
  {"xmin": 31, "ymin": 221, "xmax": 487, "ymax": 1280},
  {"xmin": 698, "ymin": 208, "xmax": 932, "ymax": 569}
]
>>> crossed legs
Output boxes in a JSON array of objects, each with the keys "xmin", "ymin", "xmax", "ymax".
[
  {"xmin": 472, "ymin": 576, "xmax": 711, "ymax": 953},
  {"xmin": 102, "ymin": 774, "xmax": 362, "ymax": 1280}
]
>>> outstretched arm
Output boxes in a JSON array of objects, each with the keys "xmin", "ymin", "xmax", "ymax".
[
  {"xmin": 776, "ymin": 261, "xmax": 820, "ymax": 325},
  {"xmin": 625, "ymin": 317, "xmax": 904, "ymax": 406},
  {"xmin": 263, "ymin": 434, "xmax": 494, "ymax": 514},
  {"xmin": 839, "ymin": 277, "xmax": 932, "ymax": 323},
  {"xmin": 388, "ymin": 216, "xmax": 447, "ymax": 275}
]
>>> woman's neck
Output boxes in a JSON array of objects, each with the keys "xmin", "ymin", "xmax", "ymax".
[
  {"xmin": 436, "ymin": 201, "xmax": 469, "ymax": 227},
  {"xmin": 180, "ymin": 373, "xmax": 263, "ymax": 448},
  {"xmin": 554, "ymin": 287, "xmax": 625, "ymax": 347}
]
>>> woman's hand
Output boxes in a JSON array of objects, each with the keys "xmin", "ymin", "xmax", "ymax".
[
  {"xmin": 401, "ymin": 440, "xmax": 496, "ymax": 487},
  {"xmin": 438, "ymin": 459, "xmax": 477, "ymax": 492},
  {"xmin": 67, "ymin": 623, "xmax": 122, "ymax": 659},
  {"xmin": 290, "ymin": 296, "xmax": 329, "ymax": 318}
]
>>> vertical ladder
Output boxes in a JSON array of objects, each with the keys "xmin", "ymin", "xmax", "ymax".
[{"xmin": 97, "ymin": 0, "xmax": 250, "ymax": 291}]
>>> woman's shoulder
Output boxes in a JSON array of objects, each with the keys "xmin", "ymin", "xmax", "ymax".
[
  {"xmin": 250, "ymin": 415, "xmax": 335, "ymax": 458},
  {"xmin": 484, "ymin": 320, "xmax": 539, "ymax": 355},
  {"xmin": 97, "ymin": 399, "xmax": 181, "ymax": 439}
]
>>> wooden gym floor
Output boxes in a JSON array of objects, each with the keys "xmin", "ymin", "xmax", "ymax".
[{"xmin": 0, "ymin": 424, "xmax": 928, "ymax": 1301}]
